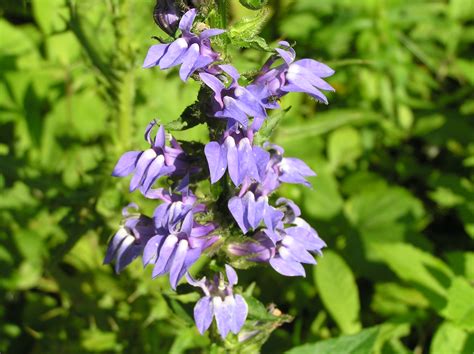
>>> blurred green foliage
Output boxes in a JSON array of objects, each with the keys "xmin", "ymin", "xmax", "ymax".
[{"xmin": 1, "ymin": 0, "xmax": 473, "ymax": 353}]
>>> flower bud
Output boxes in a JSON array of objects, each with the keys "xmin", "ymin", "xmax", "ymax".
[{"xmin": 153, "ymin": 0, "xmax": 182, "ymax": 36}]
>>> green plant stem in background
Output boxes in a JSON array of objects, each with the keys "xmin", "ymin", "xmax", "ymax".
[
  {"xmin": 67, "ymin": 0, "xmax": 136, "ymax": 150},
  {"xmin": 217, "ymin": 0, "xmax": 228, "ymax": 28},
  {"xmin": 112, "ymin": 0, "xmax": 135, "ymax": 150}
]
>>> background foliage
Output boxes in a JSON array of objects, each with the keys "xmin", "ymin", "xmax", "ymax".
[{"xmin": 1, "ymin": 0, "xmax": 473, "ymax": 353}]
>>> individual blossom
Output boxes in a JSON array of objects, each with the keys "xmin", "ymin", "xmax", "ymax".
[
  {"xmin": 144, "ymin": 8, "xmax": 225, "ymax": 81},
  {"xmin": 258, "ymin": 144, "xmax": 316, "ymax": 193},
  {"xmin": 228, "ymin": 191, "xmax": 283, "ymax": 234},
  {"xmin": 112, "ymin": 121, "xmax": 188, "ymax": 194},
  {"xmin": 200, "ymin": 64, "xmax": 267, "ymax": 128},
  {"xmin": 204, "ymin": 122, "xmax": 268, "ymax": 186},
  {"xmin": 143, "ymin": 188, "xmax": 218, "ymax": 289},
  {"xmin": 229, "ymin": 199, "xmax": 326, "ymax": 277},
  {"xmin": 104, "ymin": 204, "xmax": 156, "ymax": 273},
  {"xmin": 227, "ymin": 144, "xmax": 315, "ymax": 234},
  {"xmin": 249, "ymin": 41, "xmax": 335, "ymax": 104},
  {"xmin": 186, "ymin": 265, "xmax": 248, "ymax": 338}
]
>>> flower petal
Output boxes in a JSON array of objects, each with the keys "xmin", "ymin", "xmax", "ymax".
[
  {"xmin": 228, "ymin": 196, "xmax": 249, "ymax": 234},
  {"xmin": 199, "ymin": 28, "xmax": 225, "ymax": 39},
  {"xmin": 114, "ymin": 235, "xmax": 136, "ymax": 273},
  {"xmin": 143, "ymin": 235, "xmax": 165, "ymax": 267},
  {"xmin": 141, "ymin": 154, "xmax": 165, "ymax": 192},
  {"xmin": 179, "ymin": 43, "xmax": 200, "ymax": 81},
  {"xmin": 204, "ymin": 141, "xmax": 228, "ymax": 183},
  {"xmin": 130, "ymin": 149, "xmax": 157, "ymax": 191},
  {"xmin": 225, "ymin": 137, "xmax": 240, "ymax": 186},
  {"xmin": 103, "ymin": 228, "xmax": 128, "ymax": 264},
  {"xmin": 152, "ymin": 234, "xmax": 178, "ymax": 277},
  {"xmin": 269, "ymin": 256, "xmax": 306, "ymax": 277},
  {"xmin": 112, "ymin": 151, "xmax": 141, "ymax": 177},
  {"xmin": 143, "ymin": 44, "xmax": 168, "ymax": 68},
  {"xmin": 179, "ymin": 8, "xmax": 197, "ymax": 32},
  {"xmin": 193, "ymin": 296, "xmax": 214, "ymax": 334},
  {"xmin": 159, "ymin": 37, "xmax": 188, "ymax": 69},
  {"xmin": 169, "ymin": 239, "xmax": 189, "ymax": 289},
  {"xmin": 225, "ymin": 265, "xmax": 238, "ymax": 286},
  {"xmin": 233, "ymin": 294, "xmax": 248, "ymax": 334},
  {"xmin": 213, "ymin": 296, "xmax": 231, "ymax": 338}
]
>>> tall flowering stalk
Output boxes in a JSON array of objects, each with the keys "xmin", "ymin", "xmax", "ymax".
[{"xmin": 104, "ymin": 0, "xmax": 334, "ymax": 348}]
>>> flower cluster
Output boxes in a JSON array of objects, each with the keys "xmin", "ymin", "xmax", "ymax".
[{"xmin": 105, "ymin": 5, "xmax": 333, "ymax": 340}]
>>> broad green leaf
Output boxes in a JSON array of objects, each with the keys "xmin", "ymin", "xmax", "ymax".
[
  {"xmin": 327, "ymin": 126, "xmax": 362, "ymax": 169},
  {"xmin": 372, "ymin": 282, "xmax": 429, "ymax": 316},
  {"xmin": 370, "ymin": 243, "xmax": 454, "ymax": 303},
  {"xmin": 46, "ymin": 32, "xmax": 81, "ymax": 64},
  {"xmin": 442, "ymin": 277, "xmax": 474, "ymax": 330},
  {"xmin": 449, "ymin": 0, "xmax": 474, "ymax": 20},
  {"xmin": 303, "ymin": 170, "xmax": 344, "ymax": 220},
  {"xmin": 33, "ymin": 0, "xmax": 68, "ymax": 34},
  {"xmin": 430, "ymin": 322, "xmax": 474, "ymax": 354},
  {"xmin": 0, "ymin": 20, "xmax": 39, "ymax": 58},
  {"xmin": 286, "ymin": 326, "xmax": 380, "ymax": 354},
  {"xmin": 344, "ymin": 184, "xmax": 426, "ymax": 244},
  {"xmin": 314, "ymin": 251, "xmax": 361, "ymax": 334}
]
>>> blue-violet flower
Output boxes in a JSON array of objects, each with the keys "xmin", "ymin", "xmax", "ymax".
[{"xmin": 187, "ymin": 265, "xmax": 248, "ymax": 338}]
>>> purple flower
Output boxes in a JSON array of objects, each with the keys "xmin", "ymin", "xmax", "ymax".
[
  {"xmin": 229, "ymin": 199, "xmax": 326, "ymax": 277},
  {"xmin": 143, "ymin": 189, "xmax": 218, "ymax": 289},
  {"xmin": 112, "ymin": 121, "xmax": 188, "ymax": 194},
  {"xmin": 225, "ymin": 144, "xmax": 315, "ymax": 233},
  {"xmin": 260, "ymin": 144, "xmax": 316, "ymax": 190},
  {"xmin": 187, "ymin": 265, "xmax": 248, "ymax": 338},
  {"xmin": 104, "ymin": 204, "xmax": 156, "ymax": 273},
  {"xmin": 200, "ymin": 64, "xmax": 267, "ymax": 128},
  {"xmin": 250, "ymin": 41, "xmax": 335, "ymax": 104},
  {"xmin": 144, "ymin": 9, "xmax": 225, "ymax": 81},
  {"xmin": 228, "ymin": 191, "xmax": 283, "ymax": 234},
  {"xmin": 204, "ymin": 123, "xmax": 268, "ymax": 186},
  {"xmin": 237, "ymin": 143, "xmax": 316, "ymax": 198}
]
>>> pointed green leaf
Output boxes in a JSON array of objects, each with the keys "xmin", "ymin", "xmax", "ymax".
[
  {"xmin": 286, "ymin": 326, "xmax": 380, "ymax": 354},
  {"xmin": 314, "ymin": 251, "xmax": 361, "ymax": 334}
]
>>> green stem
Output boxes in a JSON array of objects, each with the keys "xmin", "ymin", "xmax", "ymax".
[
  {"xmin": 217, "ymin": 0, "xmax": 228, "ymax": 28},
  {"xmin": 113, "ymin": 0, "xmax": 134, "ymax": 150}
]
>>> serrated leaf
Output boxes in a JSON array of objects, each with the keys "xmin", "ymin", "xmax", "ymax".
[
  {"xmin": 314, "ymin": 251, "xmax": 361, "ymax": 334},
  {"xmin": 228, "ymin": 8, "xmax": 272, "ymax": 51}
]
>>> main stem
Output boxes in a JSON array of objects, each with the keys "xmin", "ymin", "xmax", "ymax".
[{"xmin": 217, "ymin": 0, "xmax": 228, "ymax": 28}]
